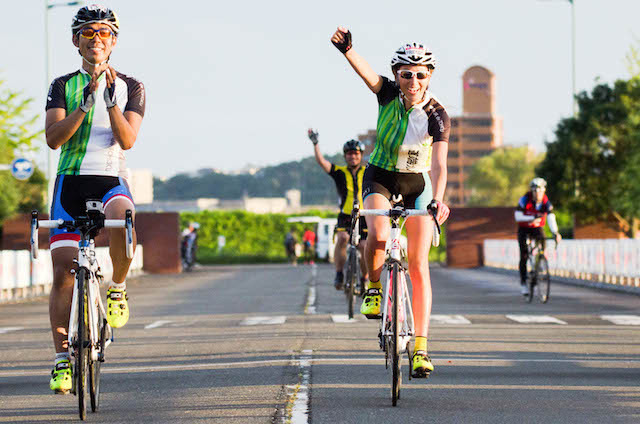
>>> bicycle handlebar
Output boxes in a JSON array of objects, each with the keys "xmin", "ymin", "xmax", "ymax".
[
  {"xmin": 30, "ymin": 211, "xmax": 134, "ymax": 260},
  {"xmin": 359, "ymin": 206, "xmax": 441, "ymax": 247}
]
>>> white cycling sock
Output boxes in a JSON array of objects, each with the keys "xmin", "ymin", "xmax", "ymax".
[
  {"xmin": 55, "ymin": 352, "xmax": 70, "ymax": 364},
  {"xmin": 109, "ymin": 281, "xmax": 126, "ymax": 291}
]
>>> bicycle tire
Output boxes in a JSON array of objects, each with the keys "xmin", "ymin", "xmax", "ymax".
[
  {"xmin": 75, "ymin": 268, "xmax": 88, "ymax": 420},
  {"xmin": 525, "ymin": 257, "xmax": 535, "ymax": 303},
  {"xmin": 89, "ymin": 316, "xmax": 106, "ymax": 412},
  {"xmin": 536, "ymin": 256, "xmax": 551, "ymax": 303},
  {"xmin": 345, "ymin": 249, "xmax": 357, "ymax": 319},
  {"xmin": 391, "ymin": 263, "xmax": 401, "ymax": 406}
]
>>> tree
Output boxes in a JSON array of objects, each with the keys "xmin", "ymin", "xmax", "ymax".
[
  {"xmin": 0, "ymin": 78, "xmax": 45, "ymax": 222},
  {"xmin": 537, "ymin": 77, "xmax": 640, "ymax": 237},
  {"xmin": 465, "ymin": 146, "xmax": 544, "ymax": 206}
]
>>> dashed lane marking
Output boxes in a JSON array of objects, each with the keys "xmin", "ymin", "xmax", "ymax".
[
  {"xmin": 144, "ymin": 320, "xmax": 172, "ymax": 329},
  {"xmin": 331, "ymin": 314, "xmax": 358, "ymax": 323},
  {"xmin": 601, "ymin": 315, "xmax": 640, "ymax": 325},
  {"xmin": 240, "ymin": 316, "xmax": 287, "ymax": 326},
  {"xmin": 0, "ymin": 327, "xmax": 23, "ymax": 334},
  {"xmin": 431, "ymin": 314, "xmax": 472, "ymax": 324},
  {"xmin": 506, "ymin": 315, "xmax": 567, "ymax": 324}
]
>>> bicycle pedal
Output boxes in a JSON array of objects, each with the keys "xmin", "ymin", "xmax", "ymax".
[
  {"xmin": 365, "ymin": 313, "xmax": 382, "ymax": 320},
  {"xmin": 411, "ymin": 369, "xmax": 431, "ymax": 379}
]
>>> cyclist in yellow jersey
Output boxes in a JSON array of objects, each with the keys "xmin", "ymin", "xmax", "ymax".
[
  {"xmin": 46, "ymin": 4, "xmax": 145, "ymax": 393},
  {"xmin": 308, "ymin": 129, "xmax": 369, "ymax": 289},
  {"xmin": 331, "ymin": 27, "xmax": 450, "ymax": 378}
]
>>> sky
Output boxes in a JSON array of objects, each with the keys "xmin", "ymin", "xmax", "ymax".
[{"xmin": 1, "ymin": 0, "xmax": 639, "ymax": 179}]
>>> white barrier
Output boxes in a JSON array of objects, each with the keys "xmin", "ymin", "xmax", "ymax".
[
  {"xmin": 483, "ymin": 239, "xmax": 640, "ymax": 288},
  {"xmin": 0, "ymin": 246, "xmax": 143, "ymax": 301}
]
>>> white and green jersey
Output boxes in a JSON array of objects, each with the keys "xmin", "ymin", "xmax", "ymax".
[
  {"xmin": 370, "ymin": 76, "xmax": 450, "ymax": 172},
  {"xmin": 46, "ymin": 68, "xmax": 145, "ymax": 177}
]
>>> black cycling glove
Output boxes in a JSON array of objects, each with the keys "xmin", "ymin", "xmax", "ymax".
[
  {"xmin": 308, "ymin": 129, "xmax": 319, "ymax": 145},
  {"xmin": 79, "ymin": 83, "xmax": 96, "ymax": 113},
  {"xmin": 332, "ymin": 30, "xmax": 352, "ymax": 54},
  {"xmin": 104, "ymin": 83, "xmax": 117, "ymax": 109}
]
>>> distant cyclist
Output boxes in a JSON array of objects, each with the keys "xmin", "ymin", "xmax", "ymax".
[
  {"xmin": 331, "ymin": 27, "xmax": 450, "ymax": 378},
  {"xmin": 308, "ymin": 129, "xmax": 368, "ymax": 289},
  {"xmin": 45, "ymin": 4, "xmax": 145, "ymax": 393},
  {"xmin": 302, "ymin": 227, "xmax": 316, "ymax": 264},
  {"xmin": 515, "ymin": 177, "xmax": 562, "ymax": 295}
]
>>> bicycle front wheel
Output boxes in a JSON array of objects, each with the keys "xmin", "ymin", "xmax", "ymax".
[
  {"xmin": 391, "ymin": 263, "xmax": 401, "ymax": 406},
  {"xmin": 75, "ymin": 268, "xmax": 89, "ymax": 420},
  {"xmin": 89, "ymin": 316, "xmax": 107, "ymax": 412},
  {"xmin": 525, "ymin": 257, "xmax": 535, "ymax": 303},
  {"xmin": 345, "ymin": 249, "xmax": 357, "ymax": 319},
  {"xmin": 536, "ymin": 256, "xmax": 551, "ymax": 303}
]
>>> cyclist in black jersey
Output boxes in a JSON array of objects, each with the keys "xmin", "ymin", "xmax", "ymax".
[
  {"xmin": 45, "ymin": 4, "xmax": 145, "ymax": 394},
  {"xmin": 308, "ymin": 129, "xmax": 368, "ymax": 289}
]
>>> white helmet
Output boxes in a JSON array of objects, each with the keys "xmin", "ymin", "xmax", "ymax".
[
  {"xmin": 190, "ymin": 222, "xmax": 200, "ymax": 230},
  {"xmin": 530, "ymin": 177, "xmax": 547, "ymax": 190},
  {"xmin": 391, "ymin": 42, "xmax": 436, "ymax": 69}
]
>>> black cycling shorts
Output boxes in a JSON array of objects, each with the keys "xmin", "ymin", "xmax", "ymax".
[
  {"xmin": 336, "ymin": 212, "xmax": 368, "ymax": 240},
  {"xmin": 362, "ymin": 164, "xmax": 432, "ymax": 210}
]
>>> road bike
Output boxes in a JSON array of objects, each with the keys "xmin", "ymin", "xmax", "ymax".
[
  {"xmin": 343, "ymin": 201, "xmax": 365, "ymax": 319},
  {"xmin": 524, "ymin": 237, "xmax": 554, "ymax": 304},
  {"xmin": 31, "ymin": 200, "xmax": 134, "ymax": 420},
  {"xmin": 359, "ymin": 198, "xmax": 440, "ymax": 406}
]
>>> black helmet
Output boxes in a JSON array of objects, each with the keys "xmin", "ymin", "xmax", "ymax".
[
  {"xmin": 71, "ymin": 4, "xmax": 120, "ymax": 35},
  {"xmin": 343, "ymin": 139, "xmax": 364, "ymax": 154}
]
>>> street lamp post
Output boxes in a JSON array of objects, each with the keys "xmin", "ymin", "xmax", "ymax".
[{"xmin": 44, "ymin": 0, "xmax": 84, "ymax": 210}]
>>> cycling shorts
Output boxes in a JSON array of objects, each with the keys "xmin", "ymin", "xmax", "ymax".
[
  {"xmin": 49, "ymin": 175, "xmax": 134, "ymax": 249},
  {"xmin": 362, "ymin": 164, "xmax": 432, "ymax": 210},
  {"xmin": 336, "ymin": 213, "xmax": 368, "ymax": 241}
]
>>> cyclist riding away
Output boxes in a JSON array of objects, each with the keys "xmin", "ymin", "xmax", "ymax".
[
  {"xmin": 331, "ymin": 27, "xmax": 450, "ymax": 378},
  {"xmin": 308, "ymin": 129, "xmax": 369, "ymax": 289},
  {"xmin": 515, "ymin": 177, "xmax": 562, "ymax": 295},
  {"xmin": 46, "ymin": 4, "xmax": 145, "ymax": 393}
]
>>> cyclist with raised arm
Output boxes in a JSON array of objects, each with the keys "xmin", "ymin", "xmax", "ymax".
[
  {"xmin": 331, "ymin": 27, "xmax": 450, "ymax": 378},
  {"xmin": 308, "ymin": 129, "xmax": 368, "ymax": 289},
  {"xmin": 515, "ymin": 177, "xmax": 562, "ymax": 295},
  {"xmin": 46, "ymin": 4, "xmax": 145, "ymax": 393}
]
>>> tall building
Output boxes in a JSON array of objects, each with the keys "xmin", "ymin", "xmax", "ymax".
[{"xmin": 357, "ymin": 65, "xmax": 502, "ymax": 206}]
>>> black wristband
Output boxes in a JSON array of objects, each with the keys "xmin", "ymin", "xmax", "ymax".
[{"xmin": 332, "ymin": 30, "xmax": 352, "ymax": 54}]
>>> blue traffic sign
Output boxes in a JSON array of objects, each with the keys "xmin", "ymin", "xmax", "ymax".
[{"xmin": 11, "ymin": 158, "xmax": 34, "ymax": 180}]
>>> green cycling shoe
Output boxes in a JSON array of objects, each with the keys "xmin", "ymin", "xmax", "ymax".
[
  {"xmin": 107, "ymin": 288, "xmax": 129, "ymax": 328},
  {"xmin": 50, "ymin": 360, "xmax": 72, "ymax": 394},
  {"xmin": 411, "ymin": 350, "xmax": 434, "ymax": 378},
  {"xmin": 360, "ymin": 288, "xmax": 382, "ymax": 319}
]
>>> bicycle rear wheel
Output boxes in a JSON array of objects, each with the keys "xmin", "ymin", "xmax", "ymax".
[
  {"xmin": 89, "ymin": 316, "xmax": 107, "ymax": 412},
  {"xmin": 536, "ymin": 256, "xmax": 551, "ymax": 303},
  {"xmin": 391, "ymin": 263, "xmax": 401, "ymax": 406},
  {"xmin": 525, "ymin": 257, "xmax": 535, "ymax": 303},
  {"xmin": 75, "ymin": 268, "xmax": 88, "ymax": 420},
  {"xmin": 345, "ymin": 249, "xmax": 357, "ymax": 319}
]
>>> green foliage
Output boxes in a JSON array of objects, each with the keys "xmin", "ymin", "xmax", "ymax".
[
  {"xmin": 0, "ymin": 79, "xmax": 44, "ymax": 223},
  {"xmin": 537, "ymin": 77, "xmax": 640, "ymax": 235},
  {"xmin": 156, "ymin": 152, "xmax": 347, "ymax": 205},
  {"xmin": 466, "ymin": 146, "xmax": 544, "ymax": 206}
]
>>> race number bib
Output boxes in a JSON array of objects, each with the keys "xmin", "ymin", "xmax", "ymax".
[{"xmin": 396, "ymin": 138, "xmax": 431, "ymax": 173}]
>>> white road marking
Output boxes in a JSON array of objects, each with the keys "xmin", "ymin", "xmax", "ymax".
[
  {"xmin": 240, "ymin": 316, "xmax": 287, "ymax": 326},
  {"xmin": 285, "ymin": 349, "xmax": 312, "ymax": 424},
  {"xmin": 601, "ymin": 315, "xmax": 640, "ymax": 325},
  {"xmin": 144, "ymin": 320, "xmax": 172, "ymax": 329},
  {"xmin": 506, "ymin": 315, "xmax": 567, "ymax": 324},
  {"xmin": 431, "ymin": 314, "xmax": 472, "ymax": 324},
  {"xmin": 331, "ymin": 314, "xmax": 358, "ymax": 323},
  {"xmin": 0, "ymin": 327, "xmax": 23, "ymax": 334}
]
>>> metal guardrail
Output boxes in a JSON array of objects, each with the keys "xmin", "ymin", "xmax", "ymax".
[
  {"xmin": 0, "ymin": 246, "xmax": 143, "ymax": 302},
  {"xmin": 484, "ymin": 239, "xmax": 640, "ymax": 289}
]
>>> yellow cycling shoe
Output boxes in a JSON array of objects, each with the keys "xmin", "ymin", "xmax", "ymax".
[
  {"xmin": 107, "ymin": 288, "xmax": 129, "ymax": 328},
  {"xmin": 360, "ymin": 288, "xmax": 382, "ymax": 319},
  {"xmin": 411, "ymin": 350, "xmax": 434, "ymax": 378},
  {"xmin": 50, "ymin": 360, "xmax": 72, "ymax": 394}
]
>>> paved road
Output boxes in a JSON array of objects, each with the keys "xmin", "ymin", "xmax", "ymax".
[{"xmin": 0, "ymin": 264, "xmax": 639, "ymax": 423}]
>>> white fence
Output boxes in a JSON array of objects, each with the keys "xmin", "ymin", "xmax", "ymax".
[
  {"xmin": 0, "ymin": 246, "xmax": 143, "ymax": 301},
  {"xmin": 484, "ymin": 239, "xmax": 640, "ymax": 288}
]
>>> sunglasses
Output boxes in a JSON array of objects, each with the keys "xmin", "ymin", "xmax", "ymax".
[
  {"xmin": 397, "ymin": 70, "xmax": 431, "ymax": 80},
  {"xmin": 78, "ymin": 28, "xmax": 114, "ymax": 40}
]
